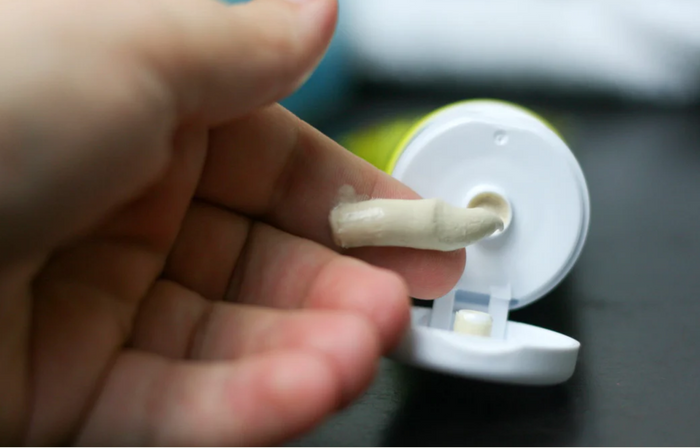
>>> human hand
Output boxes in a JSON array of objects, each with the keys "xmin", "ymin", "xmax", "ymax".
[{"xmin": 0, "ymin": 0, "xmax": 464, "ymax": 445}]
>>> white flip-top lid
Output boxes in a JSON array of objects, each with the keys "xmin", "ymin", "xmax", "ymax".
[{"xmin": 388, "ymin": 100, "xmax": 590, "ymax": 385}]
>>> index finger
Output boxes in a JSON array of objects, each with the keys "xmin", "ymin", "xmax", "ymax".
[{"xmin": 196, "ymin": 105, "xmax": 465, "ymax": 299}]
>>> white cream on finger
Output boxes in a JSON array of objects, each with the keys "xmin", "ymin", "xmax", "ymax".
[{"xmin": 329, "ymin": 195, "xmax": 506, "ymax": 252}]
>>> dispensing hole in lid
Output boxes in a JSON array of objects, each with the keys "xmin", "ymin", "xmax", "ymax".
[{"xmin": 467, "ymin": 191, "xmax": 512, "ymax": 238}]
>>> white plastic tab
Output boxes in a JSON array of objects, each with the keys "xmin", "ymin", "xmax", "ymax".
[
  {"xmin": 429, "ymin": 290, "xmax": 455, "ymax": 331},
  {"xmin": 488, "ymin": 285, "xmax": 512, "ymax": 340}
]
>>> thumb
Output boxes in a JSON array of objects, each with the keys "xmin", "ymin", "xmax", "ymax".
[
  {"xmin": 147, "ymin": 0, "xmax": 339, "ymax": 123},
  {"xmin": 0, "ymin": 0, "xmax": 337, "ymax": 264}
]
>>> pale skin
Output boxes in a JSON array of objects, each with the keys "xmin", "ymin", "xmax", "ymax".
[{"xmin": 0, "ymin": 0, "xmax": 466, "ymax": 445}]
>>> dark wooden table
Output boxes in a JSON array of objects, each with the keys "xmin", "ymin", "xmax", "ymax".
[{"xmin": 290, "ymin": 92, "xmax": 700, "ymax": 446}]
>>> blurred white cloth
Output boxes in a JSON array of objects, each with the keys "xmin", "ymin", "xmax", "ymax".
[{"xmin": 342, "ymin": 0, "xmax": 700, "ymax": 105}]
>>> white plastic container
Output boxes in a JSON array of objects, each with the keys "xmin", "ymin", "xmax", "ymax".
[{"xmin": 351, "ymin": 100, "xmax": 590, "ymax": 385}]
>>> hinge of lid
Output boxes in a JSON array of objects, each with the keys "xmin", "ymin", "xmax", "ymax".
[{"xmin": 428, "ymin": 285, "xmax": 512, "ymax": 339}]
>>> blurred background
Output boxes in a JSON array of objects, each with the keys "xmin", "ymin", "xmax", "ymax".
[
  {"xmin": 223, "ymin": 1, "xmax": 700, "ymax": 446},
  {"xmin": 228, "ymin": 0, "xmax": 700, "ymax": 131}
]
